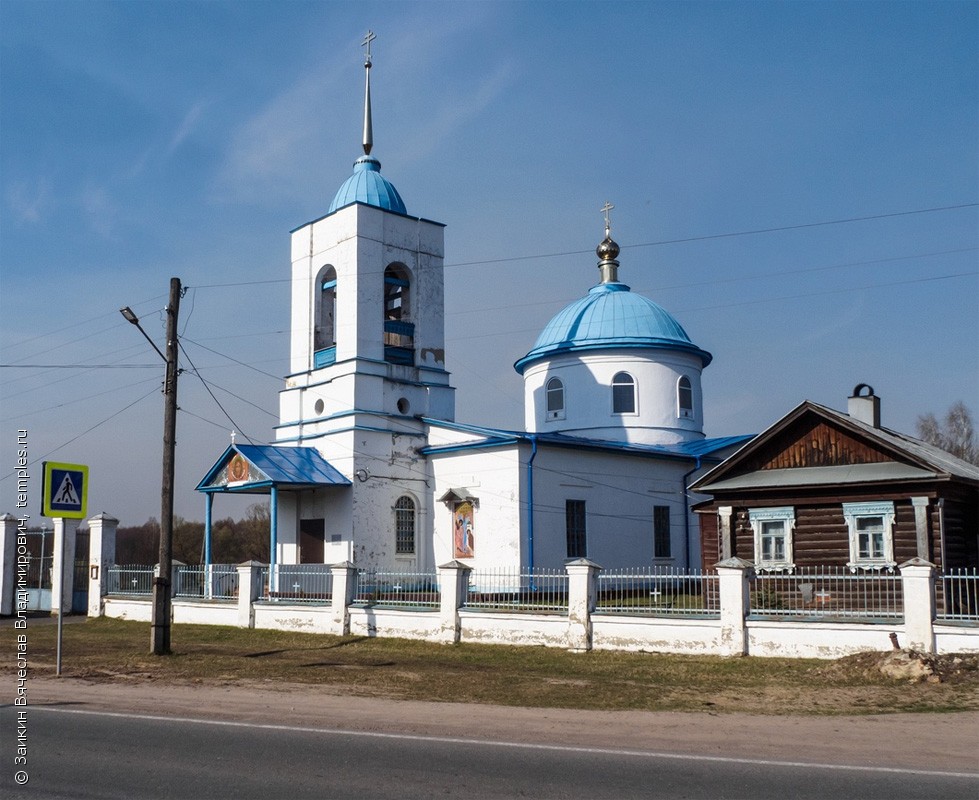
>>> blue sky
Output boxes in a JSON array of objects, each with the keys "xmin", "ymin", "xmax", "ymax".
[{"xmin": 1, "ymin": 0, "xmax": 976, "ymax": 527}]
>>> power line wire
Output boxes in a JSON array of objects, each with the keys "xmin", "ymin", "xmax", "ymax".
[
  {"xmin": 0, "ymin": 385, "xmax": 160, "ymax": 484},
  {"xmin": 178, "ymin": 342, "xmax": 257, "ymax": 444}
]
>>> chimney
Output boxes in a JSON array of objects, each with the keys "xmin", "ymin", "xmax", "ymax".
[{"xmin": 848, "ymin": 383, "xmax": 880, "ymax": 427}]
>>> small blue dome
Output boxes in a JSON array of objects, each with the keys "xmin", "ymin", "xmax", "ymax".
[
  {"xmin": 514, "ymin": 282, "xmax": 712, "ymax": 374},
  {"xmin": 329, "ymin": 155, "xmax": 406, "ymax": 215}
]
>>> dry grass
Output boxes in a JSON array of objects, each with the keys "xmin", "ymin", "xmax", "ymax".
[{"xmin": 4, "ymin": 617, "xmax": 978, "ymax": 715}]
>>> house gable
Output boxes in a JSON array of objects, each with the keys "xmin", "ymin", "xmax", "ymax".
[{"xmin": 742, "ymin": 416, "xmax": 895, "ymax": 472}]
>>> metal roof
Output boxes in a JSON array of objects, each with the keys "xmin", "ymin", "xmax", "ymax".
[
  {"xmin": 328, "ymin": 155, "xmax": 406, "ymax": 215},
  {"xmin": 196, "ymin": 445, "xmax": 350, "ymax": 493},
  {"xmin": 514, "ymin": 281, "xmax": 711, "ymax": 374},
  {"xmin": 421, "ymin": 418, "xmax": 749, "ymax": 462},
  {"xmin": 696, "ymin": 462, "xmax": 938, "ymax": 492},
  {"xmin": 691, "ymin": 399, "xmax": 979, "ymax": 493}
]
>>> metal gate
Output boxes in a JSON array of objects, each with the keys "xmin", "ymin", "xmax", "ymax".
[
  {"xmin": 72, "ymin": 559, "xmax": 89, "ymax": 612},
  {"xmin": 22, "ymin": 528, "xmax": 53, "ymax": 612}
]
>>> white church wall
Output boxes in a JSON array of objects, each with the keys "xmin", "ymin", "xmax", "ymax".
[
  {"xmin": 523, "ymin": 350, "xmax": 705, "ymax": 445},
  {"xmin": 429, "ymin": 447, "xmax": 523, "ymax": 570},
  {"xmin": 531, "ymin": 447, "xmax": 695, "ymax": 570},
  {"xmin": 276, "ymin": 492, "xmax": 299, "ymax": 564}
]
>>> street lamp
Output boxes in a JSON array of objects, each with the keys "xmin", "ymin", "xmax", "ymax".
[{"xmin": 119, "ymin": 278, "xmax": 182, "ymax": 655}]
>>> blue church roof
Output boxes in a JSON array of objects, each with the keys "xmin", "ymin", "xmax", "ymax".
[
  {"xmin": 514, "ymin": 281, "xmax": 712, "ymax": 374},
  {"xmin": 328, "ymin": 155, "xmax": 407, "ymax": 215},
  {"xmin": 196, "ymin": 445, "xmax": 350, "ymax": 493}
]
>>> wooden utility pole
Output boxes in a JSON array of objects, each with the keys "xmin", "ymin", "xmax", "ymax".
[{"xmin": 151, "ymin": 277, "xmax": 181, "ymax": 655}]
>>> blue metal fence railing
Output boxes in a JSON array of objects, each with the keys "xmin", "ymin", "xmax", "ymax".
[
  {"xmin": 352, "ymin": 569, "xmax": 439, "ymax": 610},
  {"xmin": 937, "ymin": 569, "xmax": 979, "ymax": 622},
  {"xmin": 174, "ymin": 564, "xmax": 239, "ymax": 600},
  {"xmin": 258, "ymin": 564, "xmax": 334, "ymax": 604},
  {"xmin": 596, "ymin": 567, "xmax": 720, "ymax": 618},
  {"xmin": 750, "ymin": 566, "xmax": 903, "ymax": 621},
  {"xmin": 107, "ymin": 565, "xmax": 154, "ymax": 596},
  {"xmin": 464, "ymin": 568, "xmax": 569, "ymax": 613}
]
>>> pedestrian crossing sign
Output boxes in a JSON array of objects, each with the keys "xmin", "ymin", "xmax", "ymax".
[{"xmin": 42, "ymin": 461, "xmax": 89, "ymax": 519}]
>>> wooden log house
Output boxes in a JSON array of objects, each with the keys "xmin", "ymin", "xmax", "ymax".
[{"xmin": 691, "ymin": 386, "xmax": 979, "ymax": 579}]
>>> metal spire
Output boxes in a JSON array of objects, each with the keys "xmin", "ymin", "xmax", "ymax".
[{"xmin": 362, "ymin": 30, "xmax": 376, "ymax": 156}]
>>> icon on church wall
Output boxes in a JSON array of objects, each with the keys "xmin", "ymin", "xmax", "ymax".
[{"xmin": 453, "ymin": 501, "xmax": 474, "ymax": 559}]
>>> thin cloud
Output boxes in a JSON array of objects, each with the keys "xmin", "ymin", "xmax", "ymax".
[
  {"xmin": 6, "ymin": 180, "xmax": 53, "ymax": 225},
  {"xmin": 168, "ymin": 99, "xmax": 209, "ymax": 154}
]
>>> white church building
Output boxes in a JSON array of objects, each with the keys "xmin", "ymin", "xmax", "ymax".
[{"xmin": 197, "ymin": 37, "xmax": 750, "ymax": 576}]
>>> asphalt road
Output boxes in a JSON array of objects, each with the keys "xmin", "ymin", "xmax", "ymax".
[{"xmin": 2, "ymin": 704, "xmax": 977, "ymax": 800}]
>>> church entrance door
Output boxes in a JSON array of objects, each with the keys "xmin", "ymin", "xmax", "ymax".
[{"xmin": 299, "ymin": 519, "xmax": 325, "ymax": 564}]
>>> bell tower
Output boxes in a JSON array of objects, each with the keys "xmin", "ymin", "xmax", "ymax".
[{"xmin": 277, "ymin": 32, "xmax": 455, "ymax": 465}]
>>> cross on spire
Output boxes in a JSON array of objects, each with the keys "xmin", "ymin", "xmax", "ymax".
[
  {"xmin": 601, "ymin": 201, "xmax": 614, "ymax": 236},
  {"xmin": 362, "ymin": 30, "xmax": 376, "ymax": 66}
]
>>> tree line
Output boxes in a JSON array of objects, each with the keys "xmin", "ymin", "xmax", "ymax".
[{"xmin": 115, "ymin": 503, "xmax": 270, "ymax": 565}]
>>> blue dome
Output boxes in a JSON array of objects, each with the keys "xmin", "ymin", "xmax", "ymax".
[
  {"xmin": 329, "ymin": 155, "xmax": 406, "ymax": 215},
  {"xmin": 514, "ymin": 282, "xmax": 712, "ymax": 374}
]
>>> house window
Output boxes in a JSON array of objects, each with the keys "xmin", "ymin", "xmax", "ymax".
[
  {"xmin": 394, "ymin": 496, "xmax": 416, "ymax": 555},
  {"xmin": 546, "ymin": 377, "xmax": 565, "ymax": 420},
  {"xmin": 653, "ymin": 505, "xmax": 671, "ymax": 559},
  {"xmin": 748, "ymin": 507, "xmax": 795, "ymax": 571},
  {"xmin": 842, "ymin": 501, "xmax": 896, "ymax": 570},
  {"xmin": 566, "ymin": 500, "xmax": 587, "ymax": 559},
  {"xmin": 677, "ymin": 376, "xmax": 693, "ymax": 419},
  {"xmin": 611, "ymin": 372, "xmax": 636, "ymax": 414}
]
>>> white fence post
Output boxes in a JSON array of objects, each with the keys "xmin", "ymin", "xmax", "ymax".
[
  {"xmin": 566, "ymin": 558, "xmax": 600, "ymax": 652},
  {"xmin": 86, "ymin": 513, "xmax": 117, "ymax": 618},
  {"xmin": 51, "ymin": 518, "xmax": 78, "ymax": 615},
  {"xmin": 437, "ymin": 560, "xmax": 471, "ymax": 644},
  {"xmin": 0, "ymin": 514, "xmax": 18, "ymax": 617},
  {"xmin": 236, "ymin": 561, "xmax": 263, "ymax": 628},
  {"xmin": 715, "ymin": 557, "xmax": 753, "ymax": 656},
  {"xmin": 330, "ymin": 562, "xmax": 357, "ymax": 636},
  {"xmin": 900, "ymin": 558, "xmax": 936, "ymax": 653}
]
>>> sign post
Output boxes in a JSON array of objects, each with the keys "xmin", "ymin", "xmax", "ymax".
[{"xmin": 41, "ymin": 462, "xmax": 88, "ymax": 676}]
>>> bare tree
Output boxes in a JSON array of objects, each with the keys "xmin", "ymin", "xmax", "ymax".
[{"xmin": 916, "ymin": 401, "xmax": 979, "ymax": 465}]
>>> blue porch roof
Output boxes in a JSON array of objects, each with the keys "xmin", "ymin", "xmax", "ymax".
[{"xmin": 196, "ymin": 445, "xmax": 351, "ymax": 494}]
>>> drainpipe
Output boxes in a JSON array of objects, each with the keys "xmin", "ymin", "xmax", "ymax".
[
  {"xmin": 681, "ymin": 456, "xmax": 702, "ymax": 570},
  {"xmin": 527, "ymin": 436, "xmax": 538, "ymax": 576}
]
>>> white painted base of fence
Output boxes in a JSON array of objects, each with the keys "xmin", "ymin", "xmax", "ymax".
[{"xmin": 96, "ymin": 559, "xmax": 979, "ymax": 659}]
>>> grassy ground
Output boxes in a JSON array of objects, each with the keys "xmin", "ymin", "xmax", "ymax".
[{"xmin": 4, "ymin": 617, "xmax": 978, "ymax": 715}]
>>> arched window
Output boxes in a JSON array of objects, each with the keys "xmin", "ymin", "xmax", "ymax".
[
  {"xmin": 394, "ymin": 495, "xmax": 415, "ymax": 555},
  {"xmin": 612, "ymin": 372, "xmax": 636, "ymax": 414},
  {"xmin": 384, "ymin": 264, "xmax": 414, "ymax": 365},
  {"xmin": 545, "ymin": 377, "xmax": 565, "ymax": 420},
  {"xmin": 677, "ymin": 375, "xmax": 693, "ymax": 419},
  {"xmin": 314, "ymin": 267, "xmax": 337, "ymax": 368}
]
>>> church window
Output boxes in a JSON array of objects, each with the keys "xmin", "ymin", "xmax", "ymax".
[
  {"xmin": 612, "ymin": 372, "xmax": 636, "ymax": 414},
  {"xmin": 566, "ymin": 500, "xmax": 587, "ymax": 558},
  {"xmin": 842, "ymin": 501, "xmax": 896, "ymax": 570},
  {"xmin": 546, "ymin": 378, "xmax": 565, "ymax": 420},
  {"xmin": 315, "ymin": 267, "xmax": 337, "ymax": 365},
  {"xmin": 384, "ymin": 264, "xmax": 414, "ymax": 365},
  {"xmin": 653, "ymin": 505, "xmax": 671, "ymax": 559},
  {"xmin": 748, "ymin": 507, "xmax": 795, "ymax": 572},
  {"xmin": 394, "ymin": 495, "xmax": 416, "ymax": 555},
  {"xmin": 677, "ymin": 376, "xmax": 693, "ymax": 419}
]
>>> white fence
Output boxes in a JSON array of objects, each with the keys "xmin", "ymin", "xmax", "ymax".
[{"xmin": 97, "ymin": 559, "xmax": 979, "ymax": 659}]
